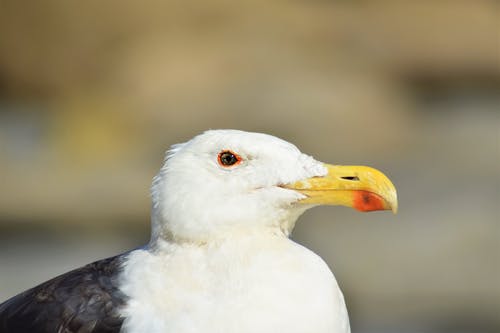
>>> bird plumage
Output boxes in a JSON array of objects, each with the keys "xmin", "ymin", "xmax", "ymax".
[
  {"xmin": 0, "ymin": 255, "xmax": 126, "ymax": 333},
  {"xmin": 0, "ymin": 129, "xmax": 397, "ymax": 333}
]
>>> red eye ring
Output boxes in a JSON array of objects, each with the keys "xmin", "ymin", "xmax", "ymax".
[{"xmin": 217, "ymin": 150, "xmax": 242, "ymax": 167}]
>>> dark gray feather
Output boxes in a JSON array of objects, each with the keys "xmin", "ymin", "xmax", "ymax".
[{"xmin": 0, "ymin": 254, "xmax": 127, "ymax": 333}]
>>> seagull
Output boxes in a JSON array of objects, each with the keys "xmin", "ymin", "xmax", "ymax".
[{"xmin": 0, "ymin": 129, "xmax": 397, "ymax": 333}]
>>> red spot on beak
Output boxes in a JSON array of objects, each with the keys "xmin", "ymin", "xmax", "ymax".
[{"xmin": 353, "ymin": 191, "xmax": 386, "ymax": 212}]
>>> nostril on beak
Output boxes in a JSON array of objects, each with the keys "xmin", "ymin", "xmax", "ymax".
[{"xmin": 341, "ymin": 176, "xmax": 360, "ymax": 181}]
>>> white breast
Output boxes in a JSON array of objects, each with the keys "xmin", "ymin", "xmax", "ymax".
[{"xmin": 119, "ymin": 233, "xmax": 350, "ymax": 333}]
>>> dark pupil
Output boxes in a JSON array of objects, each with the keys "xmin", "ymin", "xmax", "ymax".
[{"xmin": 221, "ymin": 152, "xmax": 237, "ymax": 165}]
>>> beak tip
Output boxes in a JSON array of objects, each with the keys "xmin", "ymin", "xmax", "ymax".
[
  {"xmin": 388, "ymin": 190, "xmax": 398, "ymax": 214},
  {"xmin": 389, "ymin": 193, "xmax": 398, "ymax": 214}
]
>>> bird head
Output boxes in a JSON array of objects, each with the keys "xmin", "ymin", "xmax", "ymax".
[{"xmin": 151, "ymin": 130, "xmax": 397, "ymax": 243}]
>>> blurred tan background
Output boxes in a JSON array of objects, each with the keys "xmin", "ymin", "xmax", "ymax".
[{"xmin": 0, "ymin": 0, "xmax": 498, "ymax": 332}]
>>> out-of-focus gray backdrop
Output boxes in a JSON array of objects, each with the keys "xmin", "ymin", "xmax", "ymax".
[{"xmin": 0, "ymin": 1, "xmax": 498, "ymax": 332}]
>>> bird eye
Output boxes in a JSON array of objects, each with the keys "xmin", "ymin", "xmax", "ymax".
[{"xmin": 218, "ymin": 150, "xmax": 242, "ymax": 167}]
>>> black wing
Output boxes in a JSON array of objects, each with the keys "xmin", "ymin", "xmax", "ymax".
[{"xmin": 0, "ymin": 254, "xmax": 128, "ymax": 333}]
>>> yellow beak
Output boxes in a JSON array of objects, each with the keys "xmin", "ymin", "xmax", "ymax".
[{"xmin": 284, "ymin": 164, "xmax": 398, "ymax": 213}]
